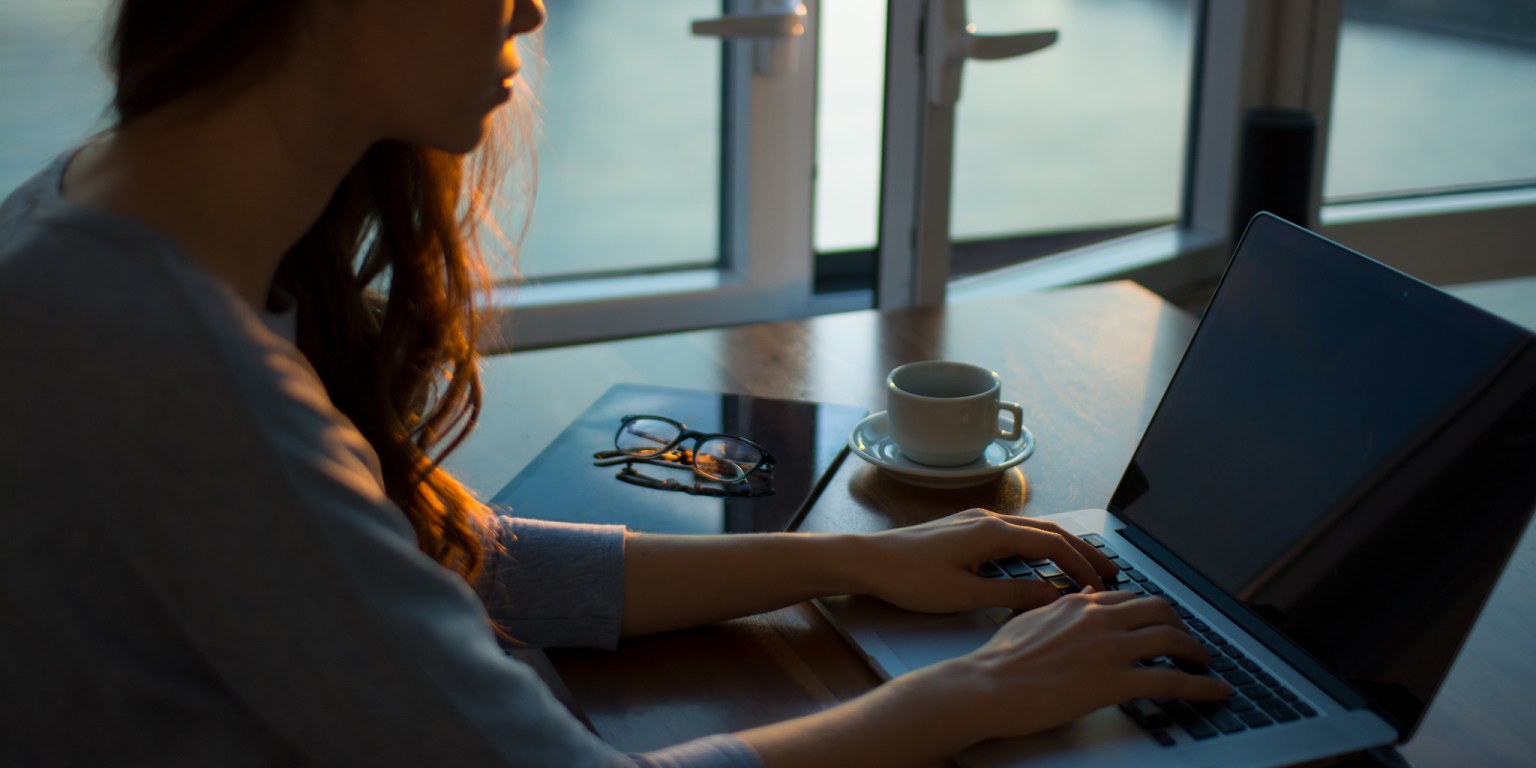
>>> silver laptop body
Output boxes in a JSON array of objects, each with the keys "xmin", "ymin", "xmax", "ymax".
[{"xmin": 819, "ymin": 214, "xmax": 1536, "ymax": 767}]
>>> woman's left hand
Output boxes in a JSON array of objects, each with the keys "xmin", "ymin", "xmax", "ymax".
[{"xmin": 852, "ymin": 508, "xmax": 1119, "ymax": 614}]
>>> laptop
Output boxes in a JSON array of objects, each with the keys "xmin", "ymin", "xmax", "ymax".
[{"xmin": 815, "ymin": 213, "xmax": 1536, "ymax": 767}]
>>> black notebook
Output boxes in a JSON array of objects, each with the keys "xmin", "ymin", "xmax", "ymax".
[{"xmin": 489, "ymin": 384, "xmax": 868, "ymax": 534}]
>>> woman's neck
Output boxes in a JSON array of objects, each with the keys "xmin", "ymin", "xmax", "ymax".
[{"xmin": 63, "ymin": 79, "xmax": 370, "ymax": 309}]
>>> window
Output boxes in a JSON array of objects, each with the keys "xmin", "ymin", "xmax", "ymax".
[
  {"xmin": 1317, "ymin": 0, "xmax": 1536, "ymax": 287},
  {"xmin": 949, "ymin": 0, "xmax": 1193, "ymax": 245},
  {"xmin": 951, "ymin": 0, "xmax": 1536, "ymax": 306},
  {"xmin": 1326, "ymin": 1, "xmax": 1536, "ymax": 200},
  {"xmin": 514, "ymin": 2, "xmax": 721, "ymax": 282},
  {"xmin": 494, "ymin": 0, "xmax": 828, "ymax": 349},
  {"xmin": 0, "ymin": 0, "xmax": 114, "ymax": 197},
  {"xmin": 7, "ymin": 1, "xmax": 1531, "ymax": 345}
]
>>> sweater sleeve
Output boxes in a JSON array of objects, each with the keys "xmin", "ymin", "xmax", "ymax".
[{"xmin": 476, "ymin": 514, "xmax": 628, "ymax": 649}]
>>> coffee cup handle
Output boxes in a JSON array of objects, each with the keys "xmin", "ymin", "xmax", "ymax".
[{"xmin": 997, "ymin": 401, "xmax": 1024, "ymax": 441}]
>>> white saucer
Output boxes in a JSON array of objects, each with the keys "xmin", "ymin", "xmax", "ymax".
[{"xmin": 846, "ymin": 411, "xmax": 1036, "ymax": 489}]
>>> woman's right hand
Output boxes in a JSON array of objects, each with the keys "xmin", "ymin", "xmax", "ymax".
[
  {"xmin": 739, "ymin": 588, "xmax": 1232, "ymax": 768},
  {"xmin": 933, "ymin": 588, "xmax": 1232, "ymax": 745}
]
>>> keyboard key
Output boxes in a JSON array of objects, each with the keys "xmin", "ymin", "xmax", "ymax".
[
  {"xmin": 978, "ymin": 561, "xmax": 1005, "ymax": 578},
  {"xmin": 1082, "ymin": 534, "xmax": 1108, "ymax": 548},
  {"xmin": 1223, "ymin": 695, "xmax": 1256, "ymax": 713},
  {"xmin": 999, "ymin": 558, "xmax": 1033, "ymax": 578},
  {"xmin": 1187, "ymin": 618, "xmax": 1210, "ymax": 632},
  {"xmin": 1025, "ymin": 558, "xmax": 1052, "ymax": 568},
  {"xmin": 1144, "ymin": 582, "xmax": 1165, "ymax": 595},
  {"xmin": 1238, "ymin": 709, "xmax": 1275, "ymax": 728},
  {"xmin": 1238, "ymin": 658, "xmax": 1260, "ymax": 673},
  {"xmin": 1124, "ymin": 569, "xmax": 1149, "ymax": 583},
  {"xmin": 1151, "ymin": 730, "xmax": 1177, "ymax": 747},
  {"xmin": 1239, "ymin": 683, "xmax": 1273, "ymax": 701},
  {"xmin": 1034, "ymin": 563, "xmax": 1065, "ymax": 579},
  {"xmin": 1256, "ymin": 671, "xmax": 1279, "ymax": 687},
  {"xmin": 1293, "ymin": 701, "xmax": 1318, "ymax": 718},
  {"xmin": 1219, "ymin": 668, "xmax": 1255, "ymax": 687},
  {"xmin": 1197, "ymin": 704, "xmax": 1248, "ymax": 735},
  {"xmin": 1172, "ymin": 656, "xmax": 1209, "ymax": 675},
  {"xmin": 1158, "ymin": 701, "xmax": 1218, "ymax": 740},
  {"xmin": 1203, "ymin": 632, "xmax": 1229, "ymax": 647},
  {"xmin": 1221, "ymin": 645, "xmax": 1246, "ymax": 660},
  {"xmin": 1173, "ymin": 606, "xmax": 1193, "ymax": 619},
  {"xmin": 1208, "ymin": 657, "xmax": 1238, "ymax": 673},
  {"xmin": 1276, "ymin": 687, "xmax": 1298, "ymax": 702},
  {"xmin": 1048, "ymin": 577, "xmax": 1076, "ymax": 592},
  {"xmin": 1257, "ymin": 699, "xmax": 1300, "ymax": 723},
  {"xmin": 1120, "ymin": 699, "xmax": 1177, "ymax": 732}
]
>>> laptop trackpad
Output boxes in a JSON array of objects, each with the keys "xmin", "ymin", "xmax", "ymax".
[{"xmin": 878, "ymin": 611, "xmax": 1006, "ymax": 673}]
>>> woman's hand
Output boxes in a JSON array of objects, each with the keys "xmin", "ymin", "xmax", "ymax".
[
  {"xmin": 853, "ymin": 508, "xmax": 1119, "ymax": 614},
  {"xmin": 738, "ymin": 586, "xmax": 1230, "ymax": 767},
  {"xmin": 932, "ymin": 588, "xmax": 1232, "ymax": 744}
]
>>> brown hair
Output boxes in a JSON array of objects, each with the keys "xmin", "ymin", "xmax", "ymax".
[{"xmin": 108, "ymin": 0, "xmax": 528, "ymax": 582}]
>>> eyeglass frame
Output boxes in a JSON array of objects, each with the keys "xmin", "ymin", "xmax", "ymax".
[{"xmin": 600, "ymin": 414, "xmax": 776, "ymax": 482}]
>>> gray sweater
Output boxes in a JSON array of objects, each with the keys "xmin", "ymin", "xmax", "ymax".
[{"xmin": 0, "ymin": 154, "xmax": 760, "ymax": 768}]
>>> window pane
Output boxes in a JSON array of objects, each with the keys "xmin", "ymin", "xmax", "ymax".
[
  {"xmin": 814, "ymin": 1, "xmax": 886, "ymax": 253},
  {"xmin": 950, "ymin": 0, "xmax": 1194, "ymax": 240},
  {"xmin": 0, "ymin": 0, "xmax": 113, "ymax": 197},
  {"xmin": 1324, "ymin": 2, "xmax": 1536, "ymax": 201},
  {"xmin": 512, "ymin": 3, "xmax": 721, "ymax": 282}
]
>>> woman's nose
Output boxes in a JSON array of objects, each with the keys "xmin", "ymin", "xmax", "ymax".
[{"xmin": 510, "ymin": 0, "xmax": 546, "ymax": 38}]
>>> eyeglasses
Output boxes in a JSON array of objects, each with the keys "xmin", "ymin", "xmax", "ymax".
[{"xmin": 592, "ymin": 414, "xmax": 776, "ymax": 496}]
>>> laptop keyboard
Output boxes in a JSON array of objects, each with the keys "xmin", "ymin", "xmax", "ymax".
[{"xmin": 980, "ymin": 534, "xmax": 1319, "ymax": 747}]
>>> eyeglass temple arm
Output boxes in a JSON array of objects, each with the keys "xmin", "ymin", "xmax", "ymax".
[{"xmin": 592, "ymin": 450, "xmax": 690, "ymax": 467}]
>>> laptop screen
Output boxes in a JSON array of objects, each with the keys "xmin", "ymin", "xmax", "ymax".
[{"xmin": 1109, "ymin": 214, "xmax": 1536, "ymax": 735}]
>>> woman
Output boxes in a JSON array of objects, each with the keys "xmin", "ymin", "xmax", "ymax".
[{"xmin": 0, "ymin": 0, "xmax": 1228, "ymax": 765}]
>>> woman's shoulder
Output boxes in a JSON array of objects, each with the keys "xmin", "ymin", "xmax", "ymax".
[{"xmin": 1, "ymin": 152, "xmax": 277, "ymax": 359}]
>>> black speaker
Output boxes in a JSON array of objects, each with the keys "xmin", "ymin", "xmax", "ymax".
[{"xmin": 1232, "ymin": 107, "xmax": 1318, "ymax": 239}]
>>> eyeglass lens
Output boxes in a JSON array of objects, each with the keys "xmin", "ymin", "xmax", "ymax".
[{"xmin": 616, "ymin": 417, "xmax": 764, "ymax": 482}]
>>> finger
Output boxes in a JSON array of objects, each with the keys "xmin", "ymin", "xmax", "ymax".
[
  {"xmin": 1022, "ymin": 529, "xmax": 1106, "ymax": 591},
  {"xmin": 1097, "ymin": 595, "xmax": 1184, "ymax": 631},
  {"xmin": 1119, "ymin": 624, "xmax": 1210, "ymax": 668},
  {"xmin": 1013, "ymin": 517, "xmax": 1119, "ymax": 580},
  {"xmin": 1079, "ymin": 588, "xmax": 1139, "ymax": 606},
  {"xmin": 1004, "ymin": 588, "xmax": 1136, "ymax": 621},
  {"xmin": 1129, "ymin": 666, "xmax": 1233, "ymax": 702},
  {"xmin": 982, "ymin": 575, "xmax": 1062, "ymax": 611}
]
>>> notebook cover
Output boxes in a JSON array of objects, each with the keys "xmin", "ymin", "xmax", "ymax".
[{"xmin": 489, "ymin": 383, "xmax": 868, "ymax": 534}]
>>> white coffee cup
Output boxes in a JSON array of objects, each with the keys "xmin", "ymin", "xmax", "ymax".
[{"xmin": 886, "ymin": 360, "xmax": 1023, "ymax": 467}]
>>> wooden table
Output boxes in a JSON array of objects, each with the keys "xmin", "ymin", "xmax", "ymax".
[{"xmin": 449, "ymin": 281, "xmax": 1536, "ymax": 767}]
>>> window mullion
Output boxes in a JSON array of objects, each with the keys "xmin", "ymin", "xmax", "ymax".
[{"xmin": 875, "ymin": 0, "xmax": 938, "ymax": 309}]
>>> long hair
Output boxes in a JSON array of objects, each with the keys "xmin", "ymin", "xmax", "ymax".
[{"xmin": 108, "ymin": 0, "xmax": 532, "ymax": 582}]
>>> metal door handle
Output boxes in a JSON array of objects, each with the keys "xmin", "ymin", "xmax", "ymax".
[
  {"xmin": 692, "ymin": 1, "xmax": 807, "ymax": 76},
  {"xmin": 927, "ymin": 0, "xmax": 1057, "ymax": 105}
]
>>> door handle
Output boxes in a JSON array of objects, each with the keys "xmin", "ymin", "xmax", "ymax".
[
  {"xmin": 927, "ymin": 0, "xmax": 1057, "ymax": 105},
  {"xmin": 692, "ymin": 1, "xmax": 808, "ymax": 76}
]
